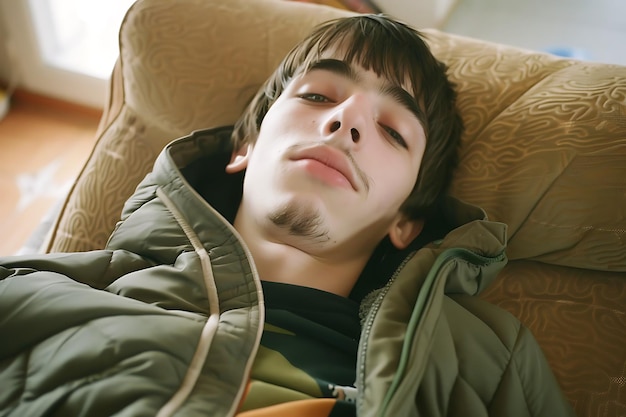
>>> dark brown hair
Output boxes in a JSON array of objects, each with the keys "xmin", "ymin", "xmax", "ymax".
[{"xmin": 232, "ymin": 14, "xmax": 463, "ymax": 219}]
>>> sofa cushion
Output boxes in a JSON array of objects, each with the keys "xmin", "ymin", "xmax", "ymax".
[{"xmin": 425, "ymin": 32, "xmax": 626, "ymax": 271}]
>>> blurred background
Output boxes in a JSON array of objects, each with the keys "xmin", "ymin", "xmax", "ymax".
[
  {"xmin": 0, "ymin": 0, "xmax": 624, "ymax": 255},
  {"xmin": 442, "ymin": 0, "xmax": 626, "ymax": 66}
]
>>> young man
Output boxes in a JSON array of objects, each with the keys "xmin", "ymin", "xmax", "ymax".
[
  {"xmin": 0, "ymin": 15, "xmax": 573, "ymax": 417},
  {"xmin": 226, "ymin": 14, "xmax": 459, "ymax": 298}
]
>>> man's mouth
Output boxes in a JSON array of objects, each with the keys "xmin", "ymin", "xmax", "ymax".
[{"xmin": 289, "ymin": 145, "xmax": 359, "ymax": 191}]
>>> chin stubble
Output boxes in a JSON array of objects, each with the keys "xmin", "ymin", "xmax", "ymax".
[{"xmin": 269, "ymin": 203, "xmax": 330, "ymax": 243}]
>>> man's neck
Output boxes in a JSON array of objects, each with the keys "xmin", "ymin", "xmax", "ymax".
[{"xmin": 234, "ymin": 217, "xmax": 369, "ymax": 298}]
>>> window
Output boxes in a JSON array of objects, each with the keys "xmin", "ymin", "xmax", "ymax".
[{"xmin": 0, "ymin": 0, "xmax": 135, "ymax": 108}]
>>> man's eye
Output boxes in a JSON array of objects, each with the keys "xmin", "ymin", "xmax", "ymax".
[
  {"xmin": 298, "ymin": 93, "xmax": 329, "ymax": 102},
  {"xmin": 383, "ymin": 126, "xmax": 408, "ymax": 149}
]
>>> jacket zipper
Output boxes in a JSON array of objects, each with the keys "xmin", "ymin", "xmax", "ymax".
[
  {"xmin": 357, "ymin": 246, "xmax": 505, "ymax": 417},
  {"xmin": 356, "ymin": 251, "xmax": 415, "ymax": 409}
]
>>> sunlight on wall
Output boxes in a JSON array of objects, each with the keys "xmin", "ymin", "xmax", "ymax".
[{"xmin": 29, "ymin": 0, "xmax": 135, "ymax": 79}]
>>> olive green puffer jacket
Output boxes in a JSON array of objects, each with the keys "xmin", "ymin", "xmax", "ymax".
[{"xmin": 0, "ymin": 127, "xmax": 574, "ymax": 417}]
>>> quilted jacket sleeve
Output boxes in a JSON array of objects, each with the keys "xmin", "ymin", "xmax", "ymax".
[
  {"xmin": 0, "ymin": 250, "xmax": 153, "ymax": 289},
  {"xmin": 0, "ymin": 250, "xmax": 206, "ymax": 417},
  {"xmin": 0, "ymin": 250, "xmax": 154, "ymax": 359}
]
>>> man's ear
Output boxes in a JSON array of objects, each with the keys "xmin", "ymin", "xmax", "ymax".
[
  {"xmin": 388, "ymin": 214, "xmax": 424, "ymax": 250},
  {"xmin": 225, "ymin": 144, "xmax": 252, "ymax": 173}
]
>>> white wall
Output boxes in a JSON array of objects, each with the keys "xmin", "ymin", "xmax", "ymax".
[{"xmin": 376, "ymin": 0, "xmax": 459, "ymax": 29}]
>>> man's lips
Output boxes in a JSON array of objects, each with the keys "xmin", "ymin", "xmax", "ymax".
[{"xmin": 289, "ymin": 145, "xmax": 359, "ymax": 191}]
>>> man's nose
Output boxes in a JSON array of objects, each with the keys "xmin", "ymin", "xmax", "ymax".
[
  {"xmin": 322, "ymin": 94, "xmax": 372, "ymax": 145},
  {"xmin": 329, "ymin": 120, "xmax": 360, "ymax": 143}
]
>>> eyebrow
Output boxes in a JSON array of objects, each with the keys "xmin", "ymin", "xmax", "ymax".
[{"xmin": 306, "ymin": 58, "xmax": 427, "ymax": 126}]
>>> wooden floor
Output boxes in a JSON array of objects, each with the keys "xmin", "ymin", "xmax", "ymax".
[{"xmin": 0, "ymin": 91, "xmax": 100, "ymax": 256}]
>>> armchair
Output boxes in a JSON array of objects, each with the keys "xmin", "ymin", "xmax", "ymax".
[{"xmin": 45, "ymin": 0, "xmax": 626, "ymax": 415}]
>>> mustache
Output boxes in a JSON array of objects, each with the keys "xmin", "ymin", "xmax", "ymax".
[{"xmin": 345, "ymin": 152, "xmax": 371, "ymax": 192}]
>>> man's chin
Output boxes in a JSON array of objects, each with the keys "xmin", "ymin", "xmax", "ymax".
[{"xmin": 267, "ymin": 201, "xmax": 330, "ymax": 243}]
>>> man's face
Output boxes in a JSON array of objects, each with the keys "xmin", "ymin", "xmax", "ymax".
[{"xmin": 229, "ymin": 58, "xmax": 426, "ymax": 260}]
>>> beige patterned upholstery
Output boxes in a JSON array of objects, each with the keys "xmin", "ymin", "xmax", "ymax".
[{"xmin": 45, "ymin": 0, "xmax": 626, "ymax": 415}]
